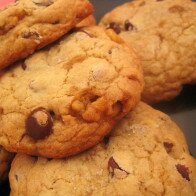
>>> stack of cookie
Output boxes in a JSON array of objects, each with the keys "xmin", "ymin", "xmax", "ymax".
[{"xmin": 0, "ymin": 0, "xmax": 195, "ymax": 195}]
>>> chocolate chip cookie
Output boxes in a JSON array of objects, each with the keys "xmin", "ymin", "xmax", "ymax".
[
  {"xmin": 0, "ymin": 146, "xmax": 14, "ymax": 183},
  {"xmin": 100, "ymin": 0, "xmax": 196, "ymax": 103},
  {"xmin": 0, "ymin": 0, "xmax": 93, "ymax": 69},
  {"xmin": 9, "ymin": 103, "xmax": 196, "ymax": 195},
  {"xmin": 0, "ymin": 26, "xmax": 143, "ymax": 158}
]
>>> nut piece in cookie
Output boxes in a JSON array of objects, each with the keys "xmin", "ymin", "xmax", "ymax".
[
  {"xmin": 100, "ymin": 0, "xmax": 196, "ymax": 103},
  {"xmin": 0, "ymin": 26, "xmax": 143, "ymax": 158},
  {"xmin": 9, "ymin": 103, "xmax": 196, "ymax": 195}
]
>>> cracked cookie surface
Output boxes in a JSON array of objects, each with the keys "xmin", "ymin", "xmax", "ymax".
[
  {"xmin": 100, "ymin": 0, "xmax": 196, "ymax": 103},
  {"xmin": 9, "ymin": 103, "xmax": 196, "ymax": 196},
  {"xmin": 0, "ymin": 26, "xmax": 143, "ymax": 158},
  {"xmin": 0, "ymin": 0, "xmax": 93, "ymax": 69},
  {"xmin": 0, "ymin": 146, "xmax": 14, "ymax": 183}
]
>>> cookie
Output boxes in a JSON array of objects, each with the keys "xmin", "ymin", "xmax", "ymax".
[
  {"xmin": 0, "ymin": 146, "xmax": 14, "ymax": 183},
  {"xmin": 76, "ymin": 15, "xmax": 96, "ymax": 28},
  {"xmin": 100, "ymin": 0, "xmax": 196, "ymax": 103},
  {"xmin": 0, "ymin": 26, "xmax": 143, "ymax": 158},
  {"xmin": 0, "ymin": 0, "xmax": 93, "ymax": 69},
  {"xmin": 9, "ymin": 103, "xmax": 196, "ymax": 195}
]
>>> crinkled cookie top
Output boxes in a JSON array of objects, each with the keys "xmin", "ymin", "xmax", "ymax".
[
  {"xmin": 9, "ymin": 103, "xmax": 196, "ymax": 196},
  {"xmin": 0, "ymin": 26, "xmax": 143, "ymax": 158}
]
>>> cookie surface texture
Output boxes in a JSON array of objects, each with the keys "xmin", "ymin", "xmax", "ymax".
[
  {"xmin": 9, "ymin": 103, "xmax": 196, "ymax": 196},
  {"xmin": 100, "ymin": 0, "xmax": 196, "ymax": 103},
  {"xmin": 0, "ymin": 26, "xmax": 143, "ymax": 158},
  {"xmin": 0, "ymin": 146, "xmax": 14, "ymax": 183},
  {"xmin": 0, "ymin": 0, "xmax": 93, "ymax": 69},
  {"xmin": 76, "ymin": 15, "xmax": 96, "ymax": 28}
]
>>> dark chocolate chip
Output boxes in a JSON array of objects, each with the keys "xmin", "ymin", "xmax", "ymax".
[
  {"xmin": 32, "ymin": 0, "xmax": 53, "ymax": 7},
  {"xmin": 108, "ymin": 22, "xmax": 121, "ymax": 34},
  {"xmin": 163, "ymin": 142, "xmax": 173, "ymax": 153},
  {"xmin": 108, "ymin": 157, "xmax": 129, "ymax": 177},
  {"xmin": 21, "ymin": 31, "xmax": 40, "ymax": 39},
  {"xmin": 21, "ymin": 62, "xmax": 27, "ymax": 70},
  {"xmin": 26, "ymin": 107, "xmax": 53, "ymax": 140},
  {"xmin": 176, "ymin": 164, "xmax": 190, "ymax": 181},
  {"xmin": 124, "ymin": 20, "xmax": 135, "ymax": 31}
]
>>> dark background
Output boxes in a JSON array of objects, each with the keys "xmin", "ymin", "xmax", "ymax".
[{"xmin": 0, "ymin": 0, "xmax": 195, "ymax": 195}]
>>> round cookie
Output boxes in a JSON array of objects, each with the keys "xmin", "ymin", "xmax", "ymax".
[
  {"xmin": 100, "ymin": 0, "xmax": 196, "ymax": 103},
  {"xmin": 0, "ymin": 146, "xmax": 14, "ymax": 183},
  {"xmin": 9, "ymin": 103, "xmax": 196, "ymax": 195},
  {"xmin": 0, "ymin": 26, "xmax": 143, "ymax": 158}
]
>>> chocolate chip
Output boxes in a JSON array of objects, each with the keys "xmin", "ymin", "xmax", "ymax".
[
  {"xmin": 21, "ymin": 31, "xmax": 40, "ymax": 39},
  {"xmin": 108, "ymin": 157, "xmax": 129, "ymax": 177},
  {"xmin": 176, "ymin": 164, "xmax": 190, "ymax": 181},
  {"xmin": 124, "ymin": 20, "xmax": 135, "ymax": 31},
  {"xmin": 26, "ymin": 107, "xmax": 53, "ymax": 140},
  {"xmin": 108, "ymin": 22, "xmax": 121, "ymax": 34},
  {"xmin": 163, "ymin": 142, "xmax": 173, "ymax": 153},
  {"xmin": 32, "ymin": 0, "xmax": 53, "ymax": 7},
  {"xmin": 21, "ymin": 62, "xmax": 27, "ymax": 70}
]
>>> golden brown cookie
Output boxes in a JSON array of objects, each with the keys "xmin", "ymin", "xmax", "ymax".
[
  {"xmin": 0, "ymin": 26, "xmax": 143, "ymax": 158},
  {"xmin": 0, "ymin": 0, "xmax": 93, "ymax": 69},
  {"xmin": 100, "ymin": 0, "xmax": 196, "ymax": 103},
  {"xmin": 9, "ymin": 103, "xmax": 196, "ymax": 195}
]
